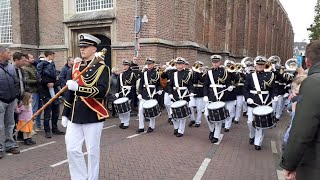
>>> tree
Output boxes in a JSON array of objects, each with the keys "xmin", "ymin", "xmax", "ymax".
[{"xmin": 309, "ymin": 0, "xmax": 320, "ymax": 40}]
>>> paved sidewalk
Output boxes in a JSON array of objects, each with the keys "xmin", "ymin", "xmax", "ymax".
[{"xmin": 0, "ymin": 109, "xmax": 289, "ymax": 180}]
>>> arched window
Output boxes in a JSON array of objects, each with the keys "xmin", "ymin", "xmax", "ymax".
[
  {"xmin": 76, "ymin": 0, "xmax": 113, "ymax": 12},
  {"xmin": 0, "ymin": 0, "xmax": 12, "ymax": 44}
]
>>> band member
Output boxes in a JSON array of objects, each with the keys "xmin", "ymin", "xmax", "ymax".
[
  {"xmin": 203, "ymin": 55, "xmax": 234, "ymax": 143},
  {"xmin": 115, "ymin": 59, "xmax": 136, "ymax": 129},
  {"xmin": 161, "ymin": 59, "xmax": 176, "ymax": 124},
  {"xmin": 168, "ymin": 57, "xmax": 195, "ymax": 137},
  {"xmin": 61, "ymin": 33, "xmax": 110, "ymax": 179},
  {"xmin": 244, "ymin": 56, "xmax": 277, "ymax": 150},
  {"xmin": 188, "ymin": 61, "xmax": 205, "ymax": 127},
  {"xmin": 137, "ymin": 58, "xmax": 161, "ymax": 133},
  {"xmin": 234, "ymin": 67, "xmax": 246, "ymax": 123},
  {"xmin": 223, "ymin": 60, "xmax": 238, "ymax": 132}
]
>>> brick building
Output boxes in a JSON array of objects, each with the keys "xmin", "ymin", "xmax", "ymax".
[{"xmin": 1, "ymin": 0, "xmax": 293, "ymax": 69}]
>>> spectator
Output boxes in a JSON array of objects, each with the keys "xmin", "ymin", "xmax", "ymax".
[
  {"xmin": 12, "ymin": 52, "xmax": 27, "ymax": 99},
  {"xmin": 0, "ymin": 45, "xmax": 20, "ymax": 159},
  {"xmin": 280, "ymin": 40, "xmax": 320, "ymax": 180},
  {"xmin": 15, "ymin": 92, "xmax": 36, "ymax": 145},
  {"xmin": 23, "ymin": 53, "xmax": 43, "ymax": 131},
  {"xmin": 37, "ymin": 50, "xmax": 64, "ymax": 138},
  {"xmin": 109, "ymin": 67, "xmax": 121, "ymax": 117},
  {"xmin": 60, "ymin": 57, "xmax": 74, "ymax": 87}
]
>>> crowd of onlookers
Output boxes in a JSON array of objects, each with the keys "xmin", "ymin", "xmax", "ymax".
[{"xmin": 0, "ymin": 45, "xmax": 75, "ymax": 159}]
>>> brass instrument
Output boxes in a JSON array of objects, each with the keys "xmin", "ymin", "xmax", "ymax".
[
  {"xmin": 264, "ymin": 61, "xmax": 273, "ymax": 72},
  {"xmin": 268, "ymin": 56, "xmax": 281, "ymax": 66},
  {"xmin": 235, "ymin": 63, "xmax": 243, "ymax": 73},
  {"xmin": 285, "ymin": 58, "xmax": 298, "ymax": 72},
  {"xmin": 192, "ymin": 61, "xmax": 204, "ymax": 73},
  {"xmin": 224, "ymin": 59, "xmax": 236, "ymax": 72}
]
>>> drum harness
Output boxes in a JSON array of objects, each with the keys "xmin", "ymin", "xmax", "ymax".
[
  {"xmin": 173, "ymin": 71, "xmax": 190, "ymax": 101},
  {"xmin": 119, "ymin": 72, "xmax": 133, "ymax": 97},
  {"xmin": 143, "ymin": 71, "xmax": 158, "ymax": 99},
  {"xmin": 250, "ymin": 72, "xmax": 270, "ymax": 106}
]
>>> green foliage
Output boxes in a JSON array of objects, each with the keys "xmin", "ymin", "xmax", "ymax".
[{"xmin": 309, "ymin": 0, "xmax": 320, "ymax": 40}]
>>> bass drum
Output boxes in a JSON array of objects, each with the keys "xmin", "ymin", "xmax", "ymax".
[
  {"xmin": 252, "ymin": 106, "xmax": 275, "ymax": 129},
  {"xmin": 143, "ymin": 99, "xmax": 161, "ymax": 118},
  {"xmin": 171, "ymin": 100, "xmax": 191, "ymax": 119}
]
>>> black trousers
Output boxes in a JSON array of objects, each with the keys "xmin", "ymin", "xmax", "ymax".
[{"xmin": 42, "ymin": 97, "xmax": 60, "ymax": 132}]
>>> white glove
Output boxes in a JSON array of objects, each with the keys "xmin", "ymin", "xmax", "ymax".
[
  {"xmin": 273, "ymin": 96, "xmax": 279, "ymax": 102},
  {"xmin": 137, "ymin": 94, "xmax": 142, "ymax": 100},
  {"xmin": 283, "ymin": 93, "xmax": 289, "ymax": 98},
  {"xmin": 227, "ymin": 86, "xmax": 234, "ymax": 92},
  {"xmin": 203, "ymin": 96, "xmax": 209, "ymax": 102},
  {"xmin": 61, "ymin": 116, "xmax": 69, "ymax": 128},
  {"xmin": 247, "ymin": 98, "xmax": 254, "ymax": 104},
  {"xmin": 126, "ymin": 86, "xmax": 132, "ymax": 91},
  {"xmin": 169, "ymin": 94, "xmax": 174, "ymax": 99},
  {"xmin": 115, "ymin": 93, "xmax": 119, "ymax": 98},
  {"xmin": 189, "ymin": 93, "xmax": 195, "ymax": 97},
  {"xmin": 66, "ymin": 80, "xmax": 79, "ymax": 91},
  {"xmin": 157, "ymin": 90, "xmax": 163, "ymax": 95}
]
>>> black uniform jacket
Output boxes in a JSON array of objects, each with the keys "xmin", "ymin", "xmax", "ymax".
[
  {"xmin": 203, "ymin": 67, "xmax": 232, "ymax": 102},
  {"xmin": 167, "ymin": 69, "xmax": 194, "ymax": 102},
  {"xmin": 234, "ymin": 72, "xmax": 246, "ymax": 96},
  {"xmin": 117, "ymin": 68, "xmax": 136, "ymax": 100},
  {"xmin": 192, "ymin": 70, "xmax": 205, "ymax": 97},
  {"xmin": 244, "ymin": 71, "xmax": 277, "ymax": 108},
  {"xmin": 62, "ymin": 60, "xmax": 110, "ymax": 124},
  {"xmin": 138, "ymin": 68, "xmax": 161, "ymax": 100},
  {"xmin": 161, "ymin": 68, "xmax": 176, "ymax": 93}
]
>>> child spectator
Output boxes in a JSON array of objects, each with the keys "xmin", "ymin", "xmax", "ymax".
[{"xmin": 15, "ymin": 92, "xmax": 36, "ymax": 145}]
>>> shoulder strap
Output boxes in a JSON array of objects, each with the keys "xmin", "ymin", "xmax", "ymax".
[
  {"xmin": 208, "ymin": 70, "xmax": 220, "ymax": 100},
  {"xmin": 252, "ymin": 72, "xmax": 268, "ymax": 105}
]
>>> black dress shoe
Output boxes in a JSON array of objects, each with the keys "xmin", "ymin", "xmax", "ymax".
[
  {"xmin": 145, "ymin": 118, "xmax": 150, "ymax": 122},
  {"xmin": 119, "ymin": 123, "xmax": 124, "ymax": 128},
  {"xmin": 243, "ymin": 112, "xmax": 247, "ymax": 117},
  {"xmin": 209, "ymin": 132, "xmax": 214, "ymax": 140},
  {"xmin": 136, "ymin": 129, "xmax": 144, "ymax": 133},
  {"xmin": 255, "ymin": 145, "xmax": 261, "ymax": 150},
  {"xmin": 222, "ymin": 123, "xmax": 225, "ymax": 128},
  {"xmin": 234, "ymin": 121, "xmax": 239, "ymax": 124},
  {"xmin": 176, "ymin": 133, "xmax": 183, "ymax": 137},
  {"xmin": 224, "ymin": 128, "xmax": 229, "ymax": 132},
  {"xmin": 188, "ymin": 121, "xmax": 195, "ymax": 127},
  {"xmin": 211, "ymin": 137, "xmax": 219, "ymax": 143},
  {"xmin": 45, "ymin": 132, "xmax": 52, "ymax": 138},
  {"xmin": 168, "ymin": 118, "xmax": 172, "ymax": 123},
  {"xmin": 147, "ymin": 127, "xmax": 154, "ymax": 133},
  {"xmin": 174, "ymin": 129, "xmax": 178, "ymax": 135},
  {"xmin": 52, "ymin": 130, "xmax": 65, "ymax": 135},
  {"xmin": 249, "ymin": 138, "xmax": 254, "ymax": 145},
  {"xmin": 27, "ymin": 138, "xmax": 36, "ymax": 145},
  {"xmin": 276, "ymin": 118, "xmax": 280, "ymax": 121},
  {"xmin": 195, "ymin": 124, "xmax": 200, "ymax": 127},
  {"xmin": 121, "ymin": 125, "xmax": 129, "ymax": 129}
]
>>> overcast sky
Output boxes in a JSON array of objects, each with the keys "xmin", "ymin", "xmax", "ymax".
[{"xmin": 280, "ymin": 0, "xmax": 317, "ymax": 42}]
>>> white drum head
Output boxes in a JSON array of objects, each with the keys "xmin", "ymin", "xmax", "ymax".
[
  {"xmin": 114, "ymin": 97, "xmax": 129, "ymax": 104},
  {"xmin": 171, "ymin": 100, "xmax": 187, "ymax": 108},
  {"xmin": 253, "ymin": 106, "xmax": 273, "ymax": 116},
  {"xmin": 143, "ymin": 99, "xmax": 158, "ymax": 108},
  {"xmin": 207, "ymin": 101, "xmax": 226, "ymax": 110}
]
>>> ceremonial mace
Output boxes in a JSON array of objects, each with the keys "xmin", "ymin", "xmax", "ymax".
[{"xmin": 13, "ymin": 49, "xmax": 107, "ymax": 137}]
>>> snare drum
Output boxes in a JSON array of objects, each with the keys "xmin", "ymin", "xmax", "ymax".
[
  {"xmin": 207, "ymin": 101, "xmax": 229, "ymax": 122},
  {"xmin": 113, "ymin": 97, "xmax": 131, "ymax": 114},
  {"xmin": 252, "ymin": 106, "xmax": 275, "ymax": 129},
  {"xmin": 143, "ymin": 99, "xmax": 161, "ymax": 118},
  {"xmin": 171, "ymin": 100, "xmax": 191, "ymax": 119}
]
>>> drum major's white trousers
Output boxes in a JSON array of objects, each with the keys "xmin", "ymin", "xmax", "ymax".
[
  {"xmin": 164, "ymin": 93, "xmax": 172, "ymax": 119},
  {"xmin": 247, "ymin": 107, "xmax": 264, "ymax": 146},
  {"xmin": 224, "ymin": 100, "xmax": 236, "ymax": 129},
  {"xmin": 235, "ymin": 96, "xmax": 244, "ymax": 122},
  {"xmin": 65, "ymin": 121, "xmax": 104, "ymax": 180},
  {"xmin": 194, "ymin": 97, "xmax": 205, "ymax": 124},
  {"xmin": 173, "ymin": 118, "xmax": 186, "ymax": 134},
  {"xmin": 119, "ymin": 112, "xmax": 130, "ymax": 126},
  {"xmin": 272, "ymin": 95, "xmax": 284, "ymax": 119},
  {"xmin": 204, "ymin": 103, "xmax": 222, "ymax": 139},
  {"xmin": 138, "ymin": 99, "xmax": 156, "ymax": 129}
]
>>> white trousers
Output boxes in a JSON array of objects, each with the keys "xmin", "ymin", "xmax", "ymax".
[
  {"xmin": 164, "ymin": 93, "xmax": 172, "ymax": 119},
  {"xmin": 235, "ymin": 96, "xmax": 244, "ymax": 121},
  {"xmin": 272, "ymin": 95, "xmax": 284, "ymax": 119},
  {"xmin": 247, "ymin": 107, "xmax": 264, "ymax": 146},
  {"xmin": 65, "ymin": 121, "xmax": 104, "ymax": 180},
  {"xmin": 173, "ymin": 118, "xmax": 186, "ymax": 134},
  {"xmin": 138, "ymin": 99, "xmax": 156, "ymax": 129},
  {"xmin": 119, "ymin": 112, "xmax": 130, "ymax": 126},
  {"xmin": 224, "ymin": 101, "xmax": 236, "ymax": 129},
  {"xmin": 188, "ymin": 97, "xmax": 196, "ymax": 121},
  {"xmin": 194, "ymin": 97, "xmax": 205, "ymax": 124},
  {"xmin": 204, "ymin": 103, "xmax": 222, "ymax": 139},
  {"xmin": 243, "ymin": 101, "xmax": 248, "ymax": 113}
]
